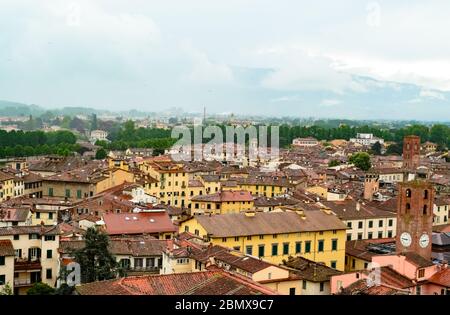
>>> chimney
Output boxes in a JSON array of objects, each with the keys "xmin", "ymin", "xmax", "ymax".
[{"xmin": 356, "ymin": 201, "xmax": 361, "ymax": 211}]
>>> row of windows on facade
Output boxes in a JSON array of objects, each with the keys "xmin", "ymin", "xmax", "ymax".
[
  {"xmin": 48, "ymin": 188, "xmax": 94, "ymax": 198},
  {"xmin": 35, "ymin": 212, "xmax": 54, "ymax": 220},
  {"xmin": 224, "ymin": 239, "xmax": 339, "ymax": 257},
  {"xmin": 13, "ymin": 247, "xmax": 54, "ymax": 260},
  {"xmin": 25, "ymin": 182, "xmax": 42, "ymax": 189},
  {"xmin": 347, "ymin": 230, "xmax": 393, "ymax": 241},
  {"xmin": 347, "ymin": 219, "xmax": 394, "ymax": 229},
  {"xmin": 12, "ymin": 234, "xmax": 56, "ymax": 241},
  {"xmin": 119, "ymin": 257, "xmax": 160, "ymax": 268}
]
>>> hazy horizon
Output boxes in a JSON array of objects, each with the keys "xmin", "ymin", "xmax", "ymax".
[{"xmin": 1, "ymin": 1, "xmax": 450, "ymax": 120}]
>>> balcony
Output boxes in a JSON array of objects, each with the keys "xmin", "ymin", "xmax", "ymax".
[
  {"xmin": 14, "ymin": 278, "xmax": 39, "ymax": 287},
  {"xmin": 14, "ymin": 258, "xmax": 42, "ymax": 271}
]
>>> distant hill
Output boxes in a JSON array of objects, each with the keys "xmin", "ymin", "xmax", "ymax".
[{"xmin": 0, "ymin": 100, "xmax": 45, "ymax": 116}]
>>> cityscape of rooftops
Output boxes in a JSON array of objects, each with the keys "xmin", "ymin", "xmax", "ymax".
[{"xmin": 0, "ymin": 0, "xmax": 449, "ymax": 309}]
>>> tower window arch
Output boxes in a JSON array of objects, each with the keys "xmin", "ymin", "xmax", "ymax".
[
  {"xmin": 406, "ymin": 189, "xmax": 411, "ymax": 198},
  {"xmin": 406, "ymin": 203, "xmax": 411, "ymax": 214},
  {"xmin": 423, "ymin": 205, "xmax": 428, "ymax": 215},
  {"xmin": 423, "ymin": 190, "xmax": 428, "ymax": 199}
]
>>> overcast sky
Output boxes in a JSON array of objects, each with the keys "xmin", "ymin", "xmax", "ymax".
[{"xmin": 1, "ymin": 0, "xmax": 450, "ymax": 120}]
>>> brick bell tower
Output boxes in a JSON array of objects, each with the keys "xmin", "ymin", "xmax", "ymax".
[
  {"xmin": 364, "ymin": 172, "xmax": 379, "ymax": 201},
  {"xmin": 396, "ymin": 180, "xmax": 434, "ymax": 260},
  {"xmin": 403, "ymin": 135, "xmax": 420, "ymax": 169}
]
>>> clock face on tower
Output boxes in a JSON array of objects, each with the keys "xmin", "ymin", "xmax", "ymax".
[
  {"xmin": 400, "ymin": 232, "xmax": 412, "ymax": 247},
  {"xmin": 419, "ymin": 233, "xmax": 430, "ymax": 248}
]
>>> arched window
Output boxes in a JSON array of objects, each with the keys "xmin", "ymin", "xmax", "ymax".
[
  {"xmin": 406, "ymin": 189, "xmax": 411, "ymax": 198},
  {"xmin": 423, "ymin": 190, "xmax": 428, "ymax": 199},
  {"xmin": 406, "ymin": 203, "xmax": 411, "ymax": 214},
  {"xmin": 423, "ymin": 205, "xmax": 428, "ymax": 215}
]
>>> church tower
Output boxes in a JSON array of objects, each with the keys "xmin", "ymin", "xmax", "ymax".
[
  {"xmin": 364, "ymin": 172, "xmax": 379, "ymax": 201},
  {"xmin": 403, "ymin": 135, "xmax": 420, "ymax": 169},
  {"xmin": 396, "ymin": 181, "xmax": 434, "ymax": 260}
]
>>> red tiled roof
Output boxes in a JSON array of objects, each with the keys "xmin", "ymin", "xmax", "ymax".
[
  {"xmin": 102, "ymin": 211, "xmax": 177, "ymax": 235},
  {"xmin": 76, "ymin": 271, "xmax": 277, "ymax": 295},
  {"xmin": 427, "ymin": 268, "xmax": 450, "ymax": 287},
  {"xmin": 0, "ymin": 240, "xmax": 15, "ymax": 256}
]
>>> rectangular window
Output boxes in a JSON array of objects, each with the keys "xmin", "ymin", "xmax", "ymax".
[
  {"xmin": 134, "ymin": 258, "xmax": 144, "ymax": 268},
  {"xmin": 48, "ymin": 212, "xmax": 53, "ymax": 220},
  {"xmin": 272, "ymin": 244, "xmax": 278, "ymax": 256},
  {"xmin": 347, "ymin": 222, "xmax": 352, "ymax": 228},
  {"xmin": 0, "ymin": 275, "xmax": 5, "ymax": 285},
  {"xmin": 29, "ymin": 234, "xmax": 39, "ymax": 240},
  {"xmin": 331, "ymin": 239, "xmax": 338, "ymax": 251},
  {"xmin": 358, "ymin": 221, "xmax": 363, "ymax": 229},
  {"xmin": 320, "ymin": 282, "xmax": 324, "ymax": 292},
  {"xmin": 302, "ymin": 280, "xmax": 307, "ymax": 290},
  {"xmin": 331, "ymin": 261, "xmax": 337, "ymax": 269},
  {"xmin": 388, "ymin": 230, "xmax": 393, "ymax": 238},
  {"xmin": 305, "ymin": 241, "xmax": 311, "ymax": 253},
  {"xmin": 388, "ymin": 219, "xmax": 393, "ymax": 227},
  {"xmin": 318, "ymin": 240, "xmax": 324, "ymax": 252},
  {"xmin": 14, "ymin": 235, "xmax": 19, "ymax": 240},
  {"xmin": 36, "ymin": 212, "xmax": 41, "ymax": 219},
  {"xmin": 368, "ymin": 221, "xmax": 373, "ymax": 228},
  {"xmin": 295, "ymin": 242, "xmax": 301, "ymax": 254},
  {"xmin": 378, "ymin": 220, "xmax": 383, "ymax": 227},
  {"xmin": 357, "ymin": 233, "xmax": 363, "ymax": 240},
  {"xmin": 259, "ymin": 235, "xmax": 264, "ymax": 240},
  {"xmin": 283, "ymin": 243, "xmax": 289, "ymax": 255},
  {"xmin": 418, "ymin": 269, "xmax": 425, "ymax": 278},
  {"xmin": 246, "ymin": 236, "xmax": 252, "ymax": 241},
  {"xmin": 246, "ymin": 245, "xmax": 253, "ymax": 255},
  {"xmin": 222, "ymin": 238, "xmax": 227, "ymax": 243},
  {"xmin": 65, "ymin": 189, "xmax": 71, "ymax": 198},
  {"xmin": 0, "ymin": 256, "xmax": 4, "ymax": 265},
  {"xmin": 289, "ymin": 287, "xmax": 296, "ymax": 295},
  {"xmin": 77, "ymin": 190, "xmax": 82, "ymax": 199},
  {"xmin": 234, "ymin": 237, "xmax": 239, "ymax": 242},
  {"xmin": 378, "ymin": 231, "xmax": 383, "ymax": 239},
  {"xmin": 347, "ymin": 233, "xmax": 352, "ymax": 241},
  {"xmin": 258, "ymin": 245, "xmax": 265, "ymax": 257},
  {"xmin": 45, "ymin": 235, "xmax": 55, "ymax": 241},
  {"xmin": 48, "ymin": 188, "xmax": 53, "ymax": 196},
  {"xmin": 46, "ymin": 268, "xmax": 52, "ymax": 279},
  {"xmin": 46, "ymin": 250, "xmax": 52, "ymax": 259},
  {"xmin": 368, "ymin": 232, "xmax": 373, "ymax": 239}
]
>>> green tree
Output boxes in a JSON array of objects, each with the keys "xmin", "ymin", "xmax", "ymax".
[
  {"xmin": 385, "ymin": 142, "xmax": 403, "ymax": 155},
  {"xmin": 371, "ymin": 141, "xmax": 382, "ymax": 155},
  {"xmin": 95, "ymin": 148, "xmax": 107, "ymax": 160},
  {"xmin": 328, "ymin": 160, "xmax": 341, "ymax": 167},
  {"xmin": 0, "ymin": 282, "xmax": 13, "ymax": 295},
  {"xmin": 27, "ymin": 282, "xmax": 55, "ymax": 295},
  {"xmin": 349, "ymin": 152, "xmax": 372, "ymax": 171},
  {"xmin": 71, "ymin": 227, "xmax": 122, "ymax": 284}
]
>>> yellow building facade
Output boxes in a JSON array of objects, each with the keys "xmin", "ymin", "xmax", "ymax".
[{"xmin": 180, "ymin": 211, "xmax": 347, "ymax": 271}]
